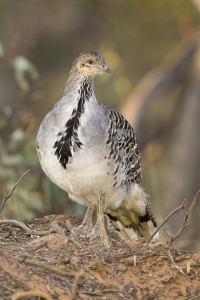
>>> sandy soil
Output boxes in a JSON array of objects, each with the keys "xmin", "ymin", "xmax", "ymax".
[{"xmin": 0, "ymin": 214, "xmax": 200, "ymax": 300}]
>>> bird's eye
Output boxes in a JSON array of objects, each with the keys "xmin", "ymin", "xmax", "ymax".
[{"xmin": 88, "ymin": 60, "xmax": 93, "ymax": 65}]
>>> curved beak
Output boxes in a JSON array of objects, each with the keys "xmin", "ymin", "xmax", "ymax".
[{"xmin": 102, "ymin": 64, "xmax": 111, "ymax": 73}]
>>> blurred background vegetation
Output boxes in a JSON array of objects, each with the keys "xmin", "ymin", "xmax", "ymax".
[{"xmin": 0, "ymin": 0, "xmax": 200, "ymax": 252}]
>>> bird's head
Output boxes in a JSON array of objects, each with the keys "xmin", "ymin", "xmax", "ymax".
[{"xmin": 69, "ymin": 51, "xmax": 111, "ymax": 79}]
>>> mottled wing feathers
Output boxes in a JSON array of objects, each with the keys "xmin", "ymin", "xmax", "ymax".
[{"xmin": 103, "ymin": 104, "xmax": 142, "ymax": 186}]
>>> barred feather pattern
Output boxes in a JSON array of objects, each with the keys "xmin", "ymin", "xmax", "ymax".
[{"xmin": 103, "ymin": 104, "xmax": 142, "ymax": 187}]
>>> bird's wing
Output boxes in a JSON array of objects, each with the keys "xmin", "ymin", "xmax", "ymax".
[
  {"xmin": 101, "ymin": 103, "xmax": 142, "ymax": 185},
  {"xmin": 100, "ymin": 104, "xmax": 159, "ymax": 241}
]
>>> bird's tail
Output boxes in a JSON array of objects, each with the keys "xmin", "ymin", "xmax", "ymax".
[{"xmin": 106, "ymin": 186, "xmax": 159, "ymax": 242}]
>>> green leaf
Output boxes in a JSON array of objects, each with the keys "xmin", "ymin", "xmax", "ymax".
[{"xmin": 11, "ymin": 56, "xmax": 40, "ymax": 92}]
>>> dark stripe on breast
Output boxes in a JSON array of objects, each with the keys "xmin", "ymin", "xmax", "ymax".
[{"xmin": 53, "ymin": 80, "xmax": 92, "ymax": 169}]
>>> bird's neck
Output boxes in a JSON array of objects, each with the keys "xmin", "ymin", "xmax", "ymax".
[{"xmin": 64, "ymin": 74, "xmax": 94, "ymax": 98}]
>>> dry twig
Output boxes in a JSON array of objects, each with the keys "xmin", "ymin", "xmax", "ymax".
[
  {"xmin": 168, "ymin": 250, "xmax": 189, "ymax": 281},
  {"xmin": 0, "ymin": 220, "xmax": 32, "ymax": 232},
  {"xmin": 0, "ymin": 170, "xmax": 30, "ymax": 214},
  {"xmin": 50, "ymin": 220, "xmax": 66, "ymax": 236},
  {"xmin": 0, "ymin": 219, "xmax": 57, "ymax": 236},
  {"xmin": 11, "ymin": 290, "xmax": 52, "ymax": 300},
  {"xmin": 167, "ymin": 191, "xmax": 200, "ymax": 244},
  {"xmin": 29, "ymin": 240, "xmax": 48, "ymax": 252},
  {"xmin": 80, "ymin": 291, "xmax": 104, "ymax": 296},
  {"xmin": 102, "ymin": 289, "xmax": 119, "ymax": 294},
  {"xmin": 21, "ymin": 258, "xmax": 76, "ymax": 277},
  {"xmin": 69, "ymin": 272, "xmax": 85, "ymax": 300},
  {"xmin": 26, "ymin": 228, "xmax": 56, "ymax": 236},
  {"xmin": 65, "ymin": 220, "xmax": 82, "ymax": 247},
  {"xmin": 0, "ymin": 283, "xmax": 16, "ymax": 292},
  {"xmin": 146, "ymin": 199, "xmax": 186, "ymax": 243},
  {"xmin": 0, "ymin": 242, "xmax": 23, "ymax": 247}
]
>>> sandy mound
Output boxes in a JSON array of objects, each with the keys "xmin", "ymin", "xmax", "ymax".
[{"xmin": 0, "ymin": 215, "xmax": 200, "ymax": 300}]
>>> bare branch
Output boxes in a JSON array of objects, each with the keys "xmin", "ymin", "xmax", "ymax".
[
  {"xmin": 80, "ymin": 291, "xmax": 104, "ymax": 296},
  {"xmin": 11, "ymin": 290, "xmax": 52, "ymax": 300},
  {"xmin": 146, "ymin": 199, "xmax": 186, "ymax": 243},
  {"xmin": 168, "ymin": 250, "xmax": 189, "ymax": 281},
  {"xmin": 50, "ymin": 220, "xmax": 66, "ymax": 236},
  {"xmin": 121, "ymin": 39, "xmax": 198, "ymax": 128},
  {"xmin": 0, "ymin": 219, "xmax": 33, "ymax": 232},
  {"xmin": 29, "ymin": 240, "xmax": 48, "ymax": 252},
  {"xmin": 0, "ymin": 219, "xmax": 56, "ymax": 236},
  {"xmin": 0, "ymin": 283, "xmax": 16, "ymax": 292},
  {"xmin": 21, "ymin": 258, "xmax": 76, "ymax": 277},
  {"xmin": 167, "ymin": 190, "xmax": 200, "ymax": 244},
  {"xmin": 69, "ymin": 272, "xmax": 85, "ymax": 300},
  {"xmin": 0, "ymin": 169, "xmax": 30, "ymax": 214},
  {"xmin": 65, "ymin": 220, "xmax": 83, "ymax": 247}
]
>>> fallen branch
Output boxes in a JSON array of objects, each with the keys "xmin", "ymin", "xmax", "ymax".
[
  {"xmin": 0, "ymin": 283, "xmax": 16, "ymax": 292},
  {"xmin": 65, "ymin": 220, "xmax": 82, "ymax": 247},
  {"xmin": 167, "ymin": 190, "xmax": 200, "ymax": 245},
  {"xmin": 11, "ymin": 290, "xmax": 52, "ymax": 300},
  {"xmin": 168, "ymin": 250, "xmax": 189, "ymax": 281},
  {"xmin": 0, "ymin": 219, "xmax": 57, "ymax": 236},
  {"xmin": 0, "ymin": 220, "xmax": 33, "ymax": 232},
  {"xmin": 21, "ymin": 258, "xmax": 76, "ymax": 277},
  {"xmin": 26, "ymin": 229, "xmax": 56, "ymax": 236},
  {"xmin": 0, "ymin": 170, "xmax": 30, "ymax": 214},
  {"xmin": 50, "ymin": 220, "xmax": 66, "ymax": 236},
  {"xmin": 79, "ymin": 291, "xmax": 104, "ymax": 296},
  {"xmin": 69, "ymin": 272, "xmax": 85, "ymax": 300},
  {"xmin": 0, "ymin": 242, "xmax": 24, "ymax": 247},
  {"xmin": 102, "ymin": 289, "xmax": 119, "ymax": 294},
  {"xmin": 146, "ymin": 199, "xmax": 186, "ymax": 243},
  {"xmin": 29, "ymin": 240, "xmax": 48, "ymax": 252}
]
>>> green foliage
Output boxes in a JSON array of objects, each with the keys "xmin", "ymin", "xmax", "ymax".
[
  {"xmin": 0, "ymin": 115, "xmax": 84, "ymax": 221},
  {"xmin": 11, "ymin": 56, "xmax": 40, "ymax": 92},
  {"xmin": 0, "ymin": 127, "xmax": 42, "ymax": 220},
  {"xmin": 0, "ymin": 36, "xmax": 88, "ymax": 222}
]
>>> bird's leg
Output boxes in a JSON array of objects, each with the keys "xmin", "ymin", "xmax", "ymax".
[
  {"xmin": 81, "ymin": 205, "xmax": 94, "ymax": 231},
  {"xmin": 97, "ymin": 192, "xmax": 110, "ymax": 248},
  {"xmin": 80, "ymin": 193, "xmax": 110, "ymax": 247},
  {"xmin": 76, "ymin": 205, "xmax": 94, "ymax": 234}
]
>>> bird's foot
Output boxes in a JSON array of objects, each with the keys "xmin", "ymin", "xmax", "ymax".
[
  {"xmin": 81, "ymin": 220, "xmax": 110, "ymax": 248},
  {"xmin": 81, "ymin": 192, "xmax": 110, "ymax": 248},
  {"xmin": 75, "ymin": 221, "xmax": 93, "ymax": 235},
  {"xmin": 81, "ymin": 221, "xmax": 99, "ymax": 240},
  {"xmin": 73, "ymin": 223, "xmax": 93, "ymax": 243},
  {"xmin": 74, "ymin": 205, "xmax": 94, "ymax": 236}
]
